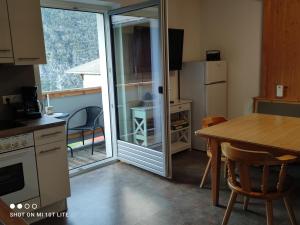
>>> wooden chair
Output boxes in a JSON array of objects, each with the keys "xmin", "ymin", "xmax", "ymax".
[
  {"xmin": 199, "ymin": 116, "xmax": 227, "ymax": 188},
  {"xmin": 0, "ymin": 198, "xmax": 28, "ymax": 225},
  {"xmin": 221, "ymin": 143, "xmax": 298, "ymax": 225}
]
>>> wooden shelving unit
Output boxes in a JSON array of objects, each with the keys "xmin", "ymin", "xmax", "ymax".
[
  {"xmin": 130, "ymin": 100, "xmax": 192, "ymax": 153},
  {"xmin": 170, "ymin": 100, "xmax": 192, "ymax": 154}
]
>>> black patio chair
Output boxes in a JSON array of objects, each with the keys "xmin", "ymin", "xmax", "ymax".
[{"xmin": 66, "ymin": 106, "xmax": 105, "ymax": 157}]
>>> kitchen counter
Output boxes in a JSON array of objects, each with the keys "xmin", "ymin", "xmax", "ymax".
[{"xmin": 0, "ymin": 116, "xmax": 65, "ymax": 138}]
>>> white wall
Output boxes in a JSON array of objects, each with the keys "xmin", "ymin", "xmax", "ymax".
[
  {"xmin": 102, "ymin": 0, "xmax": 263, "ymax": 118},
  {"xmin": 168, "ymin": 0, "xmax": 202, "ymax": 62},
  {"xmin": 199, "ymin": 0, "xmax": 263, "ymax": 118},
  {"xmin": 168, "ymin": 0, "xmax": 263, "ymax": 118}
]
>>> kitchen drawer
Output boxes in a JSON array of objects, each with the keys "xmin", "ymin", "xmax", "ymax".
[
  {"xmin": 34, "ymin": 126, "xmax": 65, "ymax": 146},
  {"xmin": 170, "ymin": 103, "xmax": 191, "ymax": 113},
  {"xmin": 35, "ymin": 140, "xmax": 66, "ymax": 155}
]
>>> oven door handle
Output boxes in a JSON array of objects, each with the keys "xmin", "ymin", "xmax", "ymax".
[{"xmin": 0, "ymin": 147, "xmax": 34, "ymax": 159}]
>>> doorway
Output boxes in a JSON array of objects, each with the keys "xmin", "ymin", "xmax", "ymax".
[{"xmin": 38, "ymin": 6, "xmax": 113, "ymax": 171}]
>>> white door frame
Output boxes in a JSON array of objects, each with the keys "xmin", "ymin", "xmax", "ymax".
[
  {"xmin": 37, "ymin": 1, "xmax": 118, "ymax": 167},
  {"xmin": 107, "ymin": 0, "xmax": 171, "ymax": 177}
]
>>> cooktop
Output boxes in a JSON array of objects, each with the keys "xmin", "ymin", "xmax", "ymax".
[{"xmin": 0, "ymin": 120, "xmax": 25, "ymax": 131}]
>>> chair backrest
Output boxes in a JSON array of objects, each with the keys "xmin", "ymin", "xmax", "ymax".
[
  {"xmin": 202, "ymin": 117, "xmax": 227, "ymax": 151},
  {"xmin": 85, "ymin": 106, "xmax": 103, "ymax": 127},
  {"xmin": 221, "ymin": 143, "xmax": 291, "ymax": 194},
  {"xmin": 202, "ymin": 116, "xmax": 227, "ymax": 128}
]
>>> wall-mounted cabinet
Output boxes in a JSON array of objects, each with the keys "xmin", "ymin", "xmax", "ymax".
[
  {"xmin": 0, "ymin": 0, "xmax": 13, "ymax": 62},
  {"xmin": 0, "ymin": 0, "xmax": 46, "ymax": 65}
]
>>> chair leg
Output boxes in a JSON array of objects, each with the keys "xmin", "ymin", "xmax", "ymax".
[
  {"xmin": 200, "ymin": 157, "xmax": 212, "ymax": 188},
  {"xmin": 243, "ymin": 197, "xmax": 250, "ymax": 211},
  {"xmin": 221, "ymin": 191, "xmax": 238, "ymax": 225},
  {"xmin": 283, "ymin": 197, "xmax": 297, "ymax": 225},
  {"xmin": 68, "ymin": 146, "xmax": 73, "ymax": 158},
  {"xmin": 92, "ymin": 129, "xmax": 95, "ymax": 155},
  {"xmin": 266, "ymin": 200, "xmax": 273, "ymax": 225},
  {"xmin": 82, "ymin": 130, "xmax": 85, "ymax": 145}
]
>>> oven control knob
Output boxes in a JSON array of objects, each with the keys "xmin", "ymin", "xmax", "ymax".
[
  {"xmin": 22, "ymin": 140, "xmax": 27, "ymax": 146},
  {"xmin": 13, "ymin": 142, "xmax": 19, "ymax": 148}
]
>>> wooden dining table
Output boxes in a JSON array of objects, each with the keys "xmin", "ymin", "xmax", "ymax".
[{"xmin": 198, "ymin": 113, "xmax": 300, "ymax": 206}]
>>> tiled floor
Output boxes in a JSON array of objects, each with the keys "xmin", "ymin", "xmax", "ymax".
[{"xmin": 34, "ymin": 150, "xmax": 300, "ymax": 225}]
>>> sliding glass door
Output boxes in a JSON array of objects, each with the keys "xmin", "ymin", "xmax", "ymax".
[{"xmin": 109, "ymin": 1, "xmax": 169, "ymax": 177}]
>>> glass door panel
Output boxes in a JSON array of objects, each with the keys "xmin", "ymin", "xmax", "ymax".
[{"xmin": 110, "ymin": 2, "xmax": 168, "ymax": 176}]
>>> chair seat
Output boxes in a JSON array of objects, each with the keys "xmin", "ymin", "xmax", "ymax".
[{"xmin": 235, "ymin": 166, "xmax": 293, "ymax": 193}]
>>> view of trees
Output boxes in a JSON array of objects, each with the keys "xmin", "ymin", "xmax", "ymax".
[{"xmin": 39, "ymin": 8, "xmax": 100, "ymax": 92}]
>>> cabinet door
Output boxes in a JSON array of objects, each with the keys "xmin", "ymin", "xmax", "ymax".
[
  {"xmin": 7, "ymin": 0, "xmax": 46, "ymax": 65},
  {"xmin": 0, "ymin": 0, "xmax": 13, "ymax": 61},
  {"xmin": 35, "ymin": 141, "xmax": 70, "ymax": 207}
]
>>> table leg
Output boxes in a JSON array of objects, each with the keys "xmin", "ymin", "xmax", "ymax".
[{"xmin": 210, "ymin": 138, "xmax": 221, "ymax": 206}]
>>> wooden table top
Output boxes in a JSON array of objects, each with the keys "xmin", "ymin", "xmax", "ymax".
[{"xmin": 198, "ymin": 113, "xmax": 300, "ymax": 154}]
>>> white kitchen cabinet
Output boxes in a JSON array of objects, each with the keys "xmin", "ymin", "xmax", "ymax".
[
  {"xmin": 34, "ymin": 127, "xmax": 70, "ymax": 207},
  {"xmin": 0, "ymin": 0, "xmax": 13, "ymax": 62},
  {"xmin": 6, "ymin": 0, "xmax": 46, "ymax": 65}
]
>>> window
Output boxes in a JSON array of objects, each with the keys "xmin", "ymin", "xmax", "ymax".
[{"xmin": 39, "ymin": 8, "xmax": 103, "ymax": 93}]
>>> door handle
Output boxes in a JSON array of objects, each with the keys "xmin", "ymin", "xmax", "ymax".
[
  {"xmin": 158, "ymin": 86, "xmax": 163, "ymax": 94},
  {"xmin": 40, "ymin": 131, "xmax": 62, "ymax": 138},
  {"xmin": 0, "ymin": 49, "xmax": 10, "ymax": 52},
  {"xmin": 39, "ymin": 147, "xmax": 60, "ymax": 154}
]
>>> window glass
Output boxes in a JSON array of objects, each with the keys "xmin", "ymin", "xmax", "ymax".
[{"xmin": 39, "ymin": 8, "xmax": 101, "ymax": 92}]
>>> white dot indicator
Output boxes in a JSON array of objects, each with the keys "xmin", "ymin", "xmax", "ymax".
[
  {"xmin": 32, "ymin": 204, "xmax": 38, "ymax": 210},
  {"xmin": 17, "ymin": 204, "xmax": 22, "ymax": 209},
  {"xmin": 24, "ymin": 203, "xmax": 30, "ymax": 209},
  {"xmin": 10, "ymin": 204, "xmax": 15, "ymax": 209}
]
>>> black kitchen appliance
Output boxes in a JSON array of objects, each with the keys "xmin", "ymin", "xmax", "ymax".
[
  {"xmin": 206, "ymin": 50, "xmax": 221, "ymax": 61},
  {"xmin": 21, "ymin": 86, "xmax": 42, "ymax": 119}
]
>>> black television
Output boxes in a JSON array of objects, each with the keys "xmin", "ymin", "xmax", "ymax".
[{"xmin": 169, "ymin": 28, "xmax": 184, "ymax": 71}]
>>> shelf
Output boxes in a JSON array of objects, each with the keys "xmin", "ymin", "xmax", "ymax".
[
  {"xmin": 171, "ymin": 141, "xmax": 190, "ymax": 154},
  {"xmin": 135, "ymin": 135, "xmax": 161, "ymax": 147},
  {"xmin": 171, "ymin": 127, "xmax": 190, "ymax": 134}
]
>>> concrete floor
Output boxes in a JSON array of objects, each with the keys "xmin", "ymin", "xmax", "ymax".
[{"xmin": 33, "ymin": 150, "xmax": 300, "ymax": 225}]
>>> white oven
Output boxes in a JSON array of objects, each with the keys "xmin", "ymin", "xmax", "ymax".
[{"xmin": 0, "ymin": 133, "xmax": 39, "ymax": 205}]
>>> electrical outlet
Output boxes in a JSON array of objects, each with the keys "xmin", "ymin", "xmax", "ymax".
[
  {"xmin": 2, "ymin": 95, "xmax": 22, "ymax": 104},
  {"xmin": 276, "ymin": 85, "xmax": 284, "ymax": 97}
]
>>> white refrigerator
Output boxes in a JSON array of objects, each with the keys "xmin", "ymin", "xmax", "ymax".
[{"xmin": 180, "ymin": 61, "xmax": 227, "ymax": 151}]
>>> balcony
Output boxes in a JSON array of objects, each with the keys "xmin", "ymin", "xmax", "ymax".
[{"xmin": 42, "ymin": 87, "xmax": 110, "ymax": 170}]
